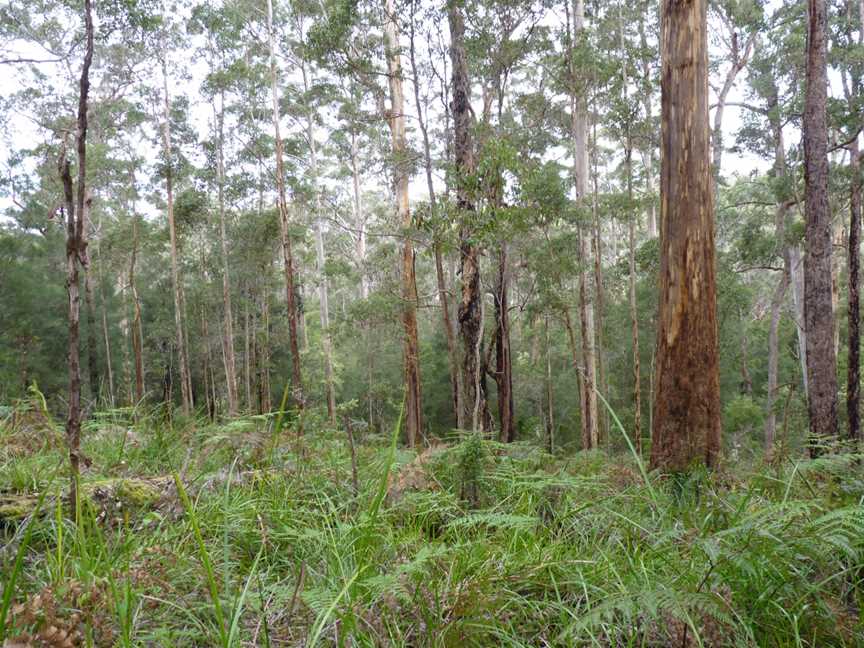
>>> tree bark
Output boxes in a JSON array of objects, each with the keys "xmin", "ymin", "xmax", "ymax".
[
  {"xmin": 215, "ymin": 90, "xmax": 239, "ymax": 416},
  {"xmin": 494, "ymin": 243, "xmax": 514, "ymax": 442},
  {"xmin": 569, "ymin": 0, "xmax": 599, "ymax": 450},
  {"xmin": 408, "ymin": 11, "xmax": 463, "ymax": 429},
  {"xmin": 267, "ymin": 0, "xmax": 304, "ymax": 408},
  {"xmin": 847, "ymin": 137, "xmax": 861, "ymax": 441},
  {"xmin": 385, "ymin": 0, "xmax": 422, "ymax": 445},
  {"xmin": 61, "ymin": 0, "xmax": 93, "ymax": 520},
  {"xmin": 448, "ymin": 0, "xmax": 488, "ymax": 432},
  {"xmin": 160, "ymin": 58, "xmax": 193, "ymax": 415},
  {"xmin": 650, "ymin": 0, "xmax": 722, "ymax": 472},
  {"xmin": 802, "ymin": 0, "xmax": 839, "ymax": 452}
]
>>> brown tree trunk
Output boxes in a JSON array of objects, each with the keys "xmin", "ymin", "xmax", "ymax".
[
  {"xmin": 216, "ymin": 90, "xmax": 239, "ymax": 417},
  {"xmin": 61, "ymin": 0, "xmax": 93, "ymax": 519},
  {"xmin": 591, "ymin": 122, "xmax": 606, "ymax": 442},
  {"xmin": 385, "ymin": 0, "xmax": 422, "ymax": 446},
  {"xmin": 848, "ymin": 138, "xmax": 861, "ymax": 441},
  {"xmin": 650, "ymin": 0, "xmax": 722, "ymax": 472},
  {"xmin": 449, "ymin": 0, "xmax": 488, "ymax": 432},
  {"xmin": 160, "ymin": 58, "xmax": 193, "ymax": 415},
  {"xmin": 494, "ymin": 243, "xmax": 514, "ymax": 442},
  {"xmin": 408, "ymin": 11, "xmax": 463, "ymax": 429},
  {"xmin": 267, "ymin": 0, "xmax": 304, "ymax": 407},
  {"xmin": 803, "ymin": 0, "xmax": 839, "ymax": 452}
]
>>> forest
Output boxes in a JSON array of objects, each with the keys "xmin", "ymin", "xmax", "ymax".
[{"xmin": 2, "ymin": 0, "xmax": 864, "ymax": 645}]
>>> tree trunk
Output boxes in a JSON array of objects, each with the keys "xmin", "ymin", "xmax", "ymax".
[
  {"xmin": 408, "ymin": 12, "xmax": 463, "ymax": 428},
  {"xmin": 545, "ymin": 316, "xmax": 554, "ymax": 454},
  {"xmin": 494, "ymin": 243, "xmax": 514, "ymax": 442},
  {"xmin": 160, "ymin": 58, "xmax": 193, "ymax": 416},
  {"xmin": 449, "ymin": 0, "xmax": 488, "ymax": 432},
  {"xmin": 61, "ymin": 0, "xmax": 93, "ymax": 520},
  {"xmin": 569, "ymin": 0, "xmax": 599, "ymax": 450},
  {"xmin": 650, "ymin": 0, "xmax": 722, "ymax": 472},
  {"xmin": 99, "ymin": 280, "xmax": 115, "ymax": 408},
  {"xmin": 764, "ymin": 89, "xmax": 791, "ymax": 456},
  {"xmin": 216, "ymin": 90, "xmax": 239, "ymax": 416},
  {"xmin": 626, "ymin": 144, "xmax": 642, "ymax": 454},
  {"xmin": 385, "ymin": 0, "xmax": 422, "ymax": 445},
  {"xmin": 802, "ymin": 0, "xmax": 839, "ymax": 452},
  {"xmin": 848, "ymin": 137, "xmax": 861, "ymax": 441},
  {"xmin": 591, "ymin": 121, "xmax": 606, "ymax": 442},
  {"xmin": 267, "ymin": 0, "xmax": 304, "ymax": 408},
  {"xmin": 84, "ymin": 268, "xmax": 99, "ymax": 402},
  {"xmin": 638, "ymin": 15, "xmax": 657, "ymax": 239}
]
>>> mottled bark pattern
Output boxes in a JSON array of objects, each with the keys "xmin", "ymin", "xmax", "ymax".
[
  {"xmin": 449, "ymin": 0, "xmax": 488, "ymax": 431},
  {"xmin": 385, "ymin": 0, "xmax": 422, "ymax": 445},
  {"xmin": 650, "ymin": 0, "xmax": 722, "ymax": 472},
  {"xmin": 803, "ymin": 0, "xmax": 839, "ymax": 449}
]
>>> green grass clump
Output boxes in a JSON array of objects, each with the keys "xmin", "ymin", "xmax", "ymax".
[{"xmin": 1, "ymin": 410, "xmax": 863, "ymax": 646}]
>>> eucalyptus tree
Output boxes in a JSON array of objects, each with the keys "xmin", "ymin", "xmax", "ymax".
[
  {"xmin": 802, "ymin": 0, "xmax": 838, "ymax": 452},
  {"xmin": 651, "ymin": 0, "xmax": 722, "ymax": 471}
]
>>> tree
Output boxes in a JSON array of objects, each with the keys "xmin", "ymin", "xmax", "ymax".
[
  {"xmin": 802, "ymin": 0, "xmax": 838, "ymax": 452},
  {"xmin": 384, "ymin": 0, "xmax": 423, "ymax": 445},
  {"xmin": 650, "ymin": 0, "xmax": 721, "ymax": 472},
  {"xmin": 449, "ymin": 0, "xmax": 489, "ymax": 432},
  {"xmin": 60, "ymin": 0, "xmax": 94, "ymax": 518}
]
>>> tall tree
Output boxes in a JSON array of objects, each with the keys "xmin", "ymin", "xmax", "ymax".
[
  {"xmin": 61, "ymin": 0, "xmax": 94, "ymax": 518},
  {"xmin": 159, "ymin": 54, "xmax": 194, "ymax": 415},
  {"xmin": 650, "ymin": 0, "xmax": 721, "ymax": 471},
  {"xmin": 267, "ymin": 0, "xmax": 304, "ymax": 407},
  {"xmin": 449, "ymin": 0, "xmax": 488, "ymax": 432},
  {"xmin": 802, "ymin": 0, "xmax": 839, "ymax": 451},
  {"xmin": 384, "ymin": 0, "xmax": 422, "ymax": 445}
]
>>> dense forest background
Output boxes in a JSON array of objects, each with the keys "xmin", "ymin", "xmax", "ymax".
[{"xmin": 1, "ymin": 0, "xmax": 862, "ymax": 458}]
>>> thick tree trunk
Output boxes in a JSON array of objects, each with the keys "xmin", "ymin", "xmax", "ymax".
[
  {"xmin": 267, "ymin": 0, "xmax": 303, "ymax": 407},
  {"xmin": 408, "ymin": 14, "xmax": 463, "ymax": 428},
  {"xmin": 161, "ymin": 59, "xmax": 193, "ymax": 415},
  {"xmin": 591, "ymin": 123, "xmax": 606, "ymax": 442},
  {"xmin": 61, "ymin": 0, "xmax": 93, "ymax": 520},
  {"xmin": 650, "ymin": 0, "xmax": 722, "ymax": 472},
  {"xmin": 802, "ymin": 0, "xmax": 839, "ymax": 452},
  {"xmin": 848, "ymin": 138, "xmax": 861, "ymax": 441},
  {"xmin": 216, "ymin": 91, "xmax": 239, "ymax": 416},
  {"xmin": 449, "ymin": 0, "xmax": 488, "ymax": 432},
  {"xmin": 385, "ymin": 0, "xmax": 422, "ymax": 445}
]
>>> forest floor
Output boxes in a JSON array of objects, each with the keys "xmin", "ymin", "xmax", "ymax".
[{"xmin": 1, "ymin": 401, "xmax": 864, "ymax": 647}]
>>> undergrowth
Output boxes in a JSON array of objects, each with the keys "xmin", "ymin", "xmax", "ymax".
[{"xmin": 1, "ymin": 404, "xmax": 863, "ymax": 646}]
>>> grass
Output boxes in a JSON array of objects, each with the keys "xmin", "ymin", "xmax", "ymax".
[{"xmin": 1, "ymin": 402, "xmax": 864, "ymax": 646}]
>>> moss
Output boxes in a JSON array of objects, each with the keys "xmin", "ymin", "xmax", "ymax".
[
  {"xmin": 113, "ymin": 479, "xmax": 163, "ymax": 507},
  {"xmin": 0, "ymin": 496, "xmax": 38, "ymax": 521}
]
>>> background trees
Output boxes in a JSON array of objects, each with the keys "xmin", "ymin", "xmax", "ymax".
[{"xmin": 0, "ymin": 0, "xmax": 861, "ymax": 462}]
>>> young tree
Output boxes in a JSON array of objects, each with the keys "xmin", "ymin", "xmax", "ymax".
[
  {"xmin": 650, "ymin": 0, "xmax": 721, "ymax": 471},
  {"xmin": 61, "ymin": 0, "xmax": 94, "ymax": 517}
]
